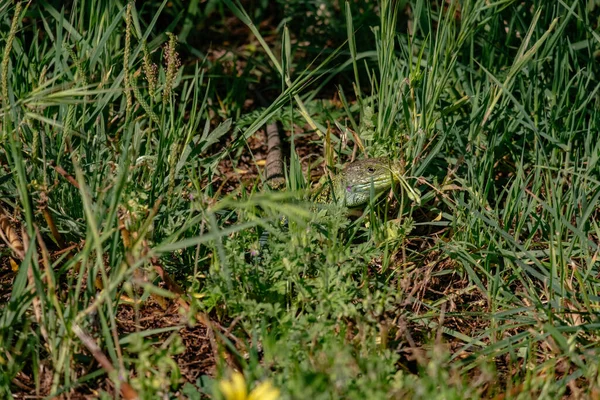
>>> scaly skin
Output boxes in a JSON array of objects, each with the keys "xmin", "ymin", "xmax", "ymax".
[{"xmin": 315, "ymin": 157, "xmax": 401, "ymax": 207}]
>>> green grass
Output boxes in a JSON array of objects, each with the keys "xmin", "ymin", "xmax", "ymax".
[{"xmin": 2, "ymin": 0, "xmax": 600, "ymax": 398}]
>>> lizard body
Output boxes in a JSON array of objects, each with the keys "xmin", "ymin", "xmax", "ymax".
[
  {"xmin": 258, "ymin": 156, "xmax": 401, "ymax": 247},
  {"xmin": 260, "ymin": 123, "xmax": 402, "ymax": 250}
]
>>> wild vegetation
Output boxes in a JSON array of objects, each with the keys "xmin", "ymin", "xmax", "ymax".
[{"xmin": 1, "ymin": 0, "xmax": 600, "ymax": 398}]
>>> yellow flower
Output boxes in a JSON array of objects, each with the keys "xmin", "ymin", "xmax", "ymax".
[
  {"xmin": 219, "ymin": 372, "xmax": 247, "ymax": 400},
  {"xmin": 248, "ymin": 380, "xmax": 280, "ymax": 400},
  {"xmin": 218, "ymin": 372, "xmax": 280, "ymax": 400}
]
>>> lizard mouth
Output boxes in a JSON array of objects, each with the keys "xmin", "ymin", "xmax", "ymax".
[{"xmin": 348, "ymin": 174, "xmax": 395, "ymax": 193}]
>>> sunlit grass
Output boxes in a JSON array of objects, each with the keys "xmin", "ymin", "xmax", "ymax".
[{"xmin": 1, "ymin": 0, "xmax": 600, "ymax": 398}]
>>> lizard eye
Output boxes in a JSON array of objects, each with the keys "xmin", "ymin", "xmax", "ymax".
[{"xmin": 367, "ymin": 167, "xmax": 375, "ymax": 173}]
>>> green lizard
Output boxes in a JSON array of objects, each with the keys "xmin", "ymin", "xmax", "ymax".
[
  {"xmin": 258, "ymin": 156, "xmax": 402, "ymax": 248},
  {"xmin": 259, "ymin": 98, "xmax": 404, "ymax": 207},
  {"xmin": 259, "ymin": 121, "xmax": 413, "ymax": 247},
  {"xmin": 263, "ymin": 117, "xmax": 409, "ymax": 207},
  {"xmin": 312, "ymin": 157, "xmax": 403, "ymax": 208}
]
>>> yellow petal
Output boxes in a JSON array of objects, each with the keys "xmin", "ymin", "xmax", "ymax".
[
  {"xmin": 219, "ymin": 372, "xmax": 248, "ymax": 400},
  {"xmin": 248, "ymin": 381, "xmax": 280, "ymax": 400}
]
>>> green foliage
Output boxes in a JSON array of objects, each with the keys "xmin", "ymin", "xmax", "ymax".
[{"xmin": 1, "ymin": 0, "xmax": 600, "ymax": 398}]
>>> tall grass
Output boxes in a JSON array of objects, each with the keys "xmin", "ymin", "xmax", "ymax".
[{"xmin": 1, "ymin": 0, "xmax": 600, "ymax": 398}]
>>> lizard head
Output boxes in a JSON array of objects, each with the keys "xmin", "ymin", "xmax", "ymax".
[{"xmin": 336, "ymin": 157, "xmax": 401, "ymax": 207}]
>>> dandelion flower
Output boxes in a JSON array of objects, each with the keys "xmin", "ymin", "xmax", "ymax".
[{"xmin": 218, "ymin": 372, "xmax": 280, "ymax": 400}]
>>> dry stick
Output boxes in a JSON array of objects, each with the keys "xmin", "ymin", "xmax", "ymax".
[
  {"xmin": 72, "ymin": 324, "xmax": 139, "ymax": 400},
  {"xmin": 48, "ymin": 160, "xmax": 80, "ymax": 189},
  {"xmin": 40, "ymin": 193, "xmax": 65, "ymax": 248},
  {"xmin": 53, "ymin": 243, "xmax": 79, "ymax": 256},
  {"xmin": 10, "ymin": 377, "xmax": 33, "ymax": 392},
  {"xmin": 151, "ymin": 258, "xmax": 184, "ymax": 296},
  {"xmin": 41, "ymin": 207, "xmax": 65, "ymax": 248},
  {"xmin": 35, "ymin": 226, "xmax": 55, "ymax": 291}
]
